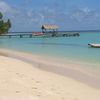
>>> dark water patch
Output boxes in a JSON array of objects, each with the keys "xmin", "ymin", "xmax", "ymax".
[{"xmin": 30, "ymin": 42, "xmax": 87, "ymax": 48}]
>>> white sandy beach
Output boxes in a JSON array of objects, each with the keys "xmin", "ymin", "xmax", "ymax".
[{"xmin": 0, "ymin": 49, "xmax": 100, "ymax": 100}]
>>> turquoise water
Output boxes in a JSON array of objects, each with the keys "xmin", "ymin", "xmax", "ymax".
[{"xmin": 0, "ymin": 32, "xmax": 100, "ymax": 66}]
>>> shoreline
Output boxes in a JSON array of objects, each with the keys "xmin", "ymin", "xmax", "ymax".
[
  {"xmin": 0, "ymin": 49, "xmax": 100, "ymax": 99},
  {"xmin": 0, "ymin": 55, "xmax": 100, "ymax": 100},
  {"xmin": 0, "ymin": 48, "xmax": 100, "ymax": 89}
]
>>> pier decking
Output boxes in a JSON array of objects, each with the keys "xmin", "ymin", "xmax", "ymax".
[
  {"xmin": 0, "ymin": 32, "xmax": 80, "ymax": 38},
  {"xmin": 0, "ymin": 34, "xmax": 34, "ymax": 38}
]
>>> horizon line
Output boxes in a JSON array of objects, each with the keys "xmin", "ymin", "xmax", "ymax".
[{"xmin": 8, "ymin": 30, "xmax": 100, "ymax": 33}]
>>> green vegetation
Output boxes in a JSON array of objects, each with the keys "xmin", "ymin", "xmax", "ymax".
[{"xmin": 0, "ymin": 12, "xmax": 11, "ymax": 35}]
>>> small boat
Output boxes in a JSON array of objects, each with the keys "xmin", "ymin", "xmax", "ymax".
[{"xmin": 88, "ymin": 43, "xmax": 100, "ymax": 48}]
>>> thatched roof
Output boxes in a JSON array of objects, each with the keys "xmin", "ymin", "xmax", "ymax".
[{"xmin": 41, "ymin": 24, "xmax": 59, "ymax": 30}]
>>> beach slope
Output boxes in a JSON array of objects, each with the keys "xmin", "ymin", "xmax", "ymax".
[{"xmin": 0, "ymin": 55, "xmax": 100, "ymax": 100}]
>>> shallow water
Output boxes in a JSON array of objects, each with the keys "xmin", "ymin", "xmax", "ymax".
[{"xmin": 0, "ymin": 32, "xmax": 100, "ymax": 67}]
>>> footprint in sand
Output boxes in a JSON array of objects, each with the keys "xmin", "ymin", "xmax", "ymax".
[
  {"xmin": 37, "ymin": 94, "xmax": 41, "ymax": 97},
  {"xmin": 51, "ymin": 87, "xmax": 56, "ymax": 91},
  {"xmin": 32, "ymin": 87, "xmax": 38, "ymax": 90},
  {"xmin": 31, "ymin": 78, "xmax": 34, "ymax": 80},
  {"xmin": 15, "ymin": 91, "xmax": 20, "ymax": 93},
  {"xmin": 74, "ymin": 98, "xmax": 78, "ymax": 100},
  {"xmin": 37, "ymin": 91, "xmax": 42, "ymax": 97},
  {"xmin": 61, "ymin": 97, "xmax": 65, "ymax": 100},
  {"xmin": 31, "ymin": 78, "xmax": 40, "ymax": 83},
  {"xmin": 36, "ymin": 81, "xmax": 40, "ymax": 83},
  {"xmin": 16, "ymin": 73, "xmax": 25, "ymax": 78}
]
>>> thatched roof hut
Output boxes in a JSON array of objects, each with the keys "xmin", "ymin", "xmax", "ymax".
[
  {"xmin": 41, "ymin": 24, "xmax": 59, "ymax": 30},
  {"xmin": 41, "ymin": 24, "xmax": 59, "ymax": 37}
]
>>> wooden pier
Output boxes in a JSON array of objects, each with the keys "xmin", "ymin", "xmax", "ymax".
[
  {"xmin": 0, "ymin": 32, "xmax": 80, "ymax": 38},
  {"xmin": 0, "ymin": 34, "xmax": 32, "ymax": 38},
  {"xmin": 0, "ymin": 33, "xmax": 43, "ymax": 38}
]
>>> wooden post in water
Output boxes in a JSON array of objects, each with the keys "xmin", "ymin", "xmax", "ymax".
[
  {"xmin": 29, "ymin": 34, "xmax": 32, "ymax": 38},
  {"xmin": 9, "ymin": 35, "xmax": 11, "ymax": 38},
  {"xmin": 20, "ymin": 34, "xmax": 23, "ymax": 38}
]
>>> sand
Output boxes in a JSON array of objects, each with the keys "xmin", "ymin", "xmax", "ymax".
[{"xmin": 0, "ymin": 49, "xmax": 100, "ymax": 100}]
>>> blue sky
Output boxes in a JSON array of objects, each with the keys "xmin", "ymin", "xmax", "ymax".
[{"xmin": 0, "ymin": 0, "xmax": 100, "ymax": 31}]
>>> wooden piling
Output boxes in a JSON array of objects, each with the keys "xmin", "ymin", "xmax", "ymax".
[
  {"xmin": 29, "ymin": 34, "xmax": 32, "ymax": 38},
  {"xmin": 20, "ymin": 35, "xmax": 23, "ymax": 38}
]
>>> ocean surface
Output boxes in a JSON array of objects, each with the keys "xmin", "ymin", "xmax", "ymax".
[{"xmin": 0, "ymin": 32, "xmax": 100, "ymax": 67}]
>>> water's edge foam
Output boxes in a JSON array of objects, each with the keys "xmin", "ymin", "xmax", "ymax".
[{"xmin": 0, "ymin": 48, "xmax": 100, "ymax": 89}]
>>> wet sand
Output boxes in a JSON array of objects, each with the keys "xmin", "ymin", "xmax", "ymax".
[
  {"xmin": 0, "ymin": 48, "xmax": 100, "ymax": 100},
  {"xmin": 0, "ymin": 49, "xmax": 100, "ymax": 89}
]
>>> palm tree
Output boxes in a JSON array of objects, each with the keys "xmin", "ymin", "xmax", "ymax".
[
  {"xmin": 0, "ymin": 12, "xmax": 11, "ymax": 35},
  {"xmin": 0, "ymin": 12, "xmax": 3, "ymax": 19}
]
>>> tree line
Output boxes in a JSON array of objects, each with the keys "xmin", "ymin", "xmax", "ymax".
[{"xmin": 0, "ymin": 12, "xmax": 11, "ymax": 35}]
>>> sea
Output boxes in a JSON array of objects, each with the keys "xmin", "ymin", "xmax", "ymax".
[{"xmin": 0, "ymin": 31, "xmax": 100, "ymax": 68}]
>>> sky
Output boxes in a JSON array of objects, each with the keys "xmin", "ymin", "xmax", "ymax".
[{"xmin": 0, "ymin": 0, "xmax": 100, "ymax": 31}]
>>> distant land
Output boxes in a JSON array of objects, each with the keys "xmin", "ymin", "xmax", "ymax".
[{"xmin": 7, "ymin": 30, "xmax": 100, "ymax": 34}]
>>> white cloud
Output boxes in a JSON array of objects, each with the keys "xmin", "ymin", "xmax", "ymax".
[
  {"xmin": 82, "ymin": 7, "xmax": 91, "ymax": 14},
  {"xmin": 70, "ymin": 7, "xmax": 100, "ymax": 23},
  {"xmin": 0, "ymin": 1, "xmax": 18, "ymax": 14},
  {"xmin": 1, "ymin": 0, "xmax": 100, "ymax": 31}
]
